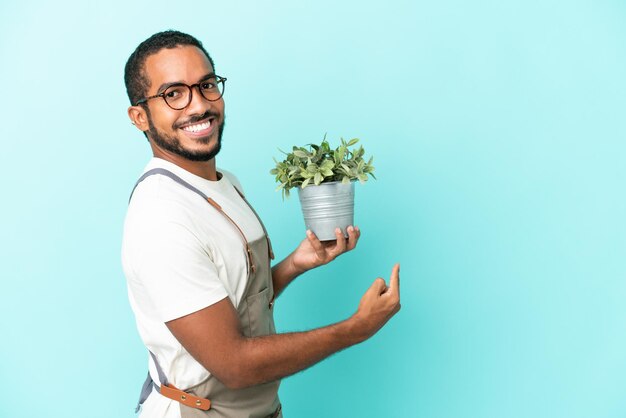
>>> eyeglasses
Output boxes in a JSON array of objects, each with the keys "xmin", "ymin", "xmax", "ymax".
[{"xmin": 134, "ymin": 75, "xmax": 227, "ymax": 110}]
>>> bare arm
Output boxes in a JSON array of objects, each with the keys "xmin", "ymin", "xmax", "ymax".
[
  {"xmin": 167, "ymin": 263, "xmax": 400, "ymax": 389},
  {"xmin": 271, "ymin": 226, "xmax": 361, "ymax": 298}
]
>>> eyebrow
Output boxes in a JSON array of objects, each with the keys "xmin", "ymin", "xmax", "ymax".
[{"xmin": 156, "ymin": 73, "xmax": 216, "ymax": 94}]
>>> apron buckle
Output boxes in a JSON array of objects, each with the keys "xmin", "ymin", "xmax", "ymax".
[{"xmin": 160, "ymin": 383, "xmax": 212, "ymax": 411}]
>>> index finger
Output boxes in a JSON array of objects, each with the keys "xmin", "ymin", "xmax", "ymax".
[
  {"xmin": 306, "ymin": 230, "xmax": 327, "ymax": 259},
  {"xmin": 388, "ymin": 263, "xmax": 400, "ymax": 298}
]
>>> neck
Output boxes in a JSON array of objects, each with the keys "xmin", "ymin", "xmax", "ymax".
[{"xmin": 151, "ymin": 146, "xmax": 219, "ymax": 181}]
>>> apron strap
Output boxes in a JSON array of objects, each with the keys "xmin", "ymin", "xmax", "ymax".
[
  {"xmin": 134, "ymin": 351, "xmax": 167, "ymax": 412},
  {"xmin": 131, "ymin": 168, "xmax": 274, "ymax": 261},
  {"xmin": 135, "ymin": 372, "xmax": 155, "ymax": 413},
  {"xmin": 129, "ymin": 167, "xmax": 273, "ymax": 413},
  {"xmin": 130, "ymin": 168, "xmax": 252, "ymax": 413},
  {"xmin": 150, "ymin": 351, "xmax": 169, "ymax": 386},
  {"xmin": 129, "ymin": 168, "xmax": 255, "ymax": 274},
  {"xmin": 130, "ymin": 168, "xmax": 209, "ymax": 203},
  {"xmin": 135, "ymin": 351, "xmax": 211, "ymax": 412},
  {"xmin": 233, "ymin": 187, "xmax": 275, "ymax": 261}
]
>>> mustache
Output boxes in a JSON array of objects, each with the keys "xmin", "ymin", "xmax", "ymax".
[{"xmin": 175, "ymin": 111, "xmax": 220, "ymax": 128}]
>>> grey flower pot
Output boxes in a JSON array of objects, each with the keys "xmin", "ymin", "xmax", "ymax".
[{"xmin": 297, "ymin": 181, "xmax": 355, "ymax": 241}]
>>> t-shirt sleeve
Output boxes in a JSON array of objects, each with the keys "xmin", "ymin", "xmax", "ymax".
[{"xmin": 131, "ymin": 216, "xmax": 229, "ymax": 322}]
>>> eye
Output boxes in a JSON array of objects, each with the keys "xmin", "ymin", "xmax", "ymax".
[
  {"xmin": 165, "ymin": 90, "xmax": 180, "ymax": 98},
  {"xmin": 164, "ymin": 86, "xmax": 186, "ymax": 101},
  {"xmin": 200, "ymin": 80, "xmax": 216, "ymax": 90}
]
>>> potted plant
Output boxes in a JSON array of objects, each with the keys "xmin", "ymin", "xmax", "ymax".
[{"xmin": 270, "ymin": 136, "xmax": 376, "ymax": 241}]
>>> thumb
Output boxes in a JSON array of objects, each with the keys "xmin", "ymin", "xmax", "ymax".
[{"xmin": 368, "ymin": 277, "xmax": 388, "ymax": 296}]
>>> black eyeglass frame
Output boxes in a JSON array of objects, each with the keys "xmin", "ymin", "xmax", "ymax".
[{"xmin": 134, "ymin": 75, "xmax": 227, "ymax": 109}]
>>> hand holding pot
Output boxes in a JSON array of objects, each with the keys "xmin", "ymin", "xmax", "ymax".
[{"xmin": 289, "ymin": 226, "xmax": 361, "ymax": 274}]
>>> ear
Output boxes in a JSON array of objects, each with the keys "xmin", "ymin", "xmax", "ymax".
[{"xmin": 127, "ymin": 105, "xmax": 150, "ymax": 132}]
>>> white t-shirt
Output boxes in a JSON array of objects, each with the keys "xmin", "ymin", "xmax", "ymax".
[{"xmin": 122, "ymin": 158, "xmax": 265, "ymax": 418}]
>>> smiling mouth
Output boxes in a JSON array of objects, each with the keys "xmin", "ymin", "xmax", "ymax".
[{"xmin": 179, "ymin": 118, "xmax": 215, "ymax": 136}]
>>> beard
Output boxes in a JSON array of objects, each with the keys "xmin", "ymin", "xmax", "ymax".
[{"xmin": 146, "ymin": 110, "xmax": 225, "ymax": 162}]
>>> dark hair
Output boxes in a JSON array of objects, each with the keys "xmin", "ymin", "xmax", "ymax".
[{"xmin": 124, "ymin": 30, "xmax": 216, "ymax": 105}]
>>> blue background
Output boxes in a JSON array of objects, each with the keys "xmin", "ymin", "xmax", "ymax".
[{"xmin": 1, "ymin": 1, "xmax": 625, "ymax": 417}]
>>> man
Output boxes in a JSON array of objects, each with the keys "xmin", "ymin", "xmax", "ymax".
[{"xmin": 122, "ymin": 30, "xmax": 401, "ymax": 418}]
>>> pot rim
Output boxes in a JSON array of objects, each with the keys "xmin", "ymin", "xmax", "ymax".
[{"xmin": 298, "ymin": 179, "xmax": 356, "ymax": 189}]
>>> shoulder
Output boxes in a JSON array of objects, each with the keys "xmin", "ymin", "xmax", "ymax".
[
  {"xmin": 125, "ymin": 174, "xmax": 204, "ymax": 247},
  {"xmin": 219, "ymin": 168, "xmax": 245, "ymax": 195}
]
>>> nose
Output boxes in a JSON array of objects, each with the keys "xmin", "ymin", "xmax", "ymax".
[{"xmin": 185, "ymin": 84, "xmax": 212, "ymax": 115}]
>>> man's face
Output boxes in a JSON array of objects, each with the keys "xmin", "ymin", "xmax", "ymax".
[{"xmin": 142, "ymin": 45, "xmax": 225, "ymax": 161}]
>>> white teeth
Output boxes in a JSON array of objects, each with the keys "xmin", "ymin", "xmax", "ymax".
[{"xmin": 182, "ymin": 120, "xmax": 211, "ymax": 132}]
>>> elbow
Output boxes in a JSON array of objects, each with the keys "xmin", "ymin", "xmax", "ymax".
[
  {"xmin": 222, "ymin": 377, "xmax": 248, "ymax": 390},
  {"xmin": 218, "ymin": 366, "xmax": 255, "ymax": 390},
  {"xmin": 226, "ymin": 367, "xmax": 273, "ymax": 390},
  {"xmin": 207, "ymin": 353, "xmax": 256, "ymax": 390},
  {"xmin": 198, "ymin": 338, "xmax": 261, "ymax": 389}
]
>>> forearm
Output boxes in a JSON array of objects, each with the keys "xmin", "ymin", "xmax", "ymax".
[
  {"xmin": 169, "ymin": 265, "xmax": 401, "ymax": 391},
  {"xmin": 271, "ymin": 253, "xmax": 305, "ymax": 298},
  {"xmin": 230, "ymin": 318, "xmax": 364, "ymax": 389}
]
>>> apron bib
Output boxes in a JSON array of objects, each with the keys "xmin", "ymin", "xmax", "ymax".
[{"xmin": 131, "ymin": 168, "xmax": 282, "ymax": 418}]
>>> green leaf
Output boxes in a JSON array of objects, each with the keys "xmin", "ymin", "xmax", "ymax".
[
  {"xmin": 271, "ymin": 133, "xmax": 375, "ymax": 198},
  {"xmin": 293, "ymin": 150, "xmax": 308, "ymax": 158}
]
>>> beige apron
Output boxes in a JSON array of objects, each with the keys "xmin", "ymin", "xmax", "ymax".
[{"xmin": 131, "ymin": 168, "xmax": 282, "ymax": 418}]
